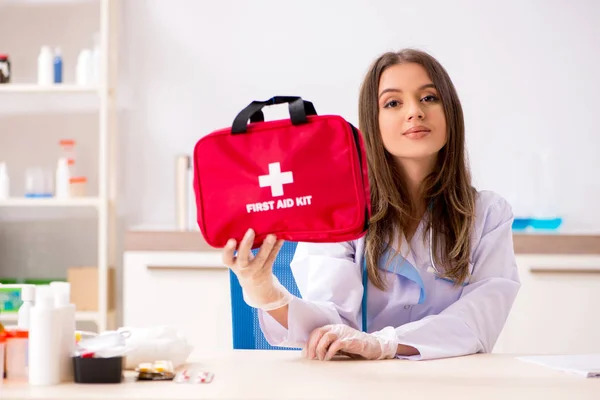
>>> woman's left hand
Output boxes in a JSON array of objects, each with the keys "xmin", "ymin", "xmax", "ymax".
[{"xmin": 303, "ymin": 324, "xmax": 399, "ymax": 361}]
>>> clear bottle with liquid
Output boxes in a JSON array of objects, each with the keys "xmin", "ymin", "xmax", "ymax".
[
  {"xmin": 530, "ymin": 150, "xmax": 562, "ymax": 230},
  {"xmin": 507, "ymin": 149, "xmax": 533, "ymax": 231}
]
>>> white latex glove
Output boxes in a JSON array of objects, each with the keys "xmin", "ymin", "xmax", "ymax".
[
  {"xmin": 222, "ymin": 228, "xmax": 293, "ymax": 311},
  {"xmin": 303, "ymin": 324, "xmax": 399, "ymax": 361}
]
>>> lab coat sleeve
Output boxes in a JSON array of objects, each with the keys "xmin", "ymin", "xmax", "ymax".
[
  {"xmin": 258, "ymin": 240, "xmax": 364, "ymax": 347},
  {"xmin": 389, "ymin": 196, "xmax": 521, "ymax": 360}
]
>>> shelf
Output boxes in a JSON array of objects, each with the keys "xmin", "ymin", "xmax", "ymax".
[
  {"xmin": 0, "ymin": 0, "xmax": 117, "ymax": 333},
  {"xmin": 0, "ymin": 0, "xmax": 95, "ymax": 6},
  {"xmin": 0, "ymin": 84, "xmax": 98, "ymax": 94},
  {"xmin": 0, "ymin": 311, "xmax": 102, "ymax": 323},
  {"xmin": 0, "ymin": 197, "xmax": 101, "ymax": 208}
]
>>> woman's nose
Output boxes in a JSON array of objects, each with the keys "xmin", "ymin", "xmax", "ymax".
[{"xmin": 406, "ymin": 101, "xmax": 425, "ymax": 120}]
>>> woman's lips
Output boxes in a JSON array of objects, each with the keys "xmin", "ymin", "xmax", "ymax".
[{"xmin": 403, "ymin": 126, "xmax": 431, "ymax": 139}]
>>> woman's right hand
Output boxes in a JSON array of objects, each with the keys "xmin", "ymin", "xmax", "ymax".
[{"xmin": 222, "ymin": 228, "xmax": 292, "ymax": 310}]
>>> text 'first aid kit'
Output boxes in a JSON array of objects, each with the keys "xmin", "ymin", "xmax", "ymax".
[{"xmin": 193, "ymin": 96, "xmax": 370, "ymax": 248}]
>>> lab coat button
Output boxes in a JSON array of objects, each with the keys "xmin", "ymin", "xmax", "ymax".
[{"xmin": 404, "ymin": 305, "xmax": 411, "ymax": 310}]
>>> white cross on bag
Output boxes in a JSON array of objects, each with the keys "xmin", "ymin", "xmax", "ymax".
[{"xmin": 258, "ymin": 162, "xmax": 294, "ymax": 197}]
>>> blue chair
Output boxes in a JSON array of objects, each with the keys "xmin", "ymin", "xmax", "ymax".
[{"xmin": 229, "ymin": 241, "xmax": 302, "ymax": 350}]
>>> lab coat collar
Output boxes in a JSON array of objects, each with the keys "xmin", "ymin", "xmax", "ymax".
[{"xmin": 378, "ymin": 232, "xmax": 426, "ymax": 304}]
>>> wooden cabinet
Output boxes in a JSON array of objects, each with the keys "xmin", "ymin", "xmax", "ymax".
[
  {"xmin": 494, "ymin": 254, "xmax": 600, "ymax": 355},
  {"xmin": 123, "ymin": 251, "xmax": 232, "ymax": 361}
]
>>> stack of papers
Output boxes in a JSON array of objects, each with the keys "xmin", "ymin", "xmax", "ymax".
[{"xmin": 517, "ymin": 354, "xmax": 600, "ymax": 378}]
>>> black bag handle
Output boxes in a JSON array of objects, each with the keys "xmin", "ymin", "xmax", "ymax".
[{"xmin": 231, "ymin": 96, "xmax": 317, "ymax": 134}]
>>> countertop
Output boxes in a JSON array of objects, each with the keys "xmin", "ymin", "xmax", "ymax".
[
  {"xmin": 2, "ymin": 351, "xmax": 599, "ymax": 400},
  {"xmin": 125, "ymin": 227, "xmax": 600, "ymax": 254}
]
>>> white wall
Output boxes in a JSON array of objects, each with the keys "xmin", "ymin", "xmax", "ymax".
[
  {"xmin": 0, "ymin": 0, "xmax": 599, "ymax": 301},
  {"xmin": 118, "ymin": 0, "xmax": 600, "ymax": 230}
]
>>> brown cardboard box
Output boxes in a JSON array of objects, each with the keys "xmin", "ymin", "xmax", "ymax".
[{"xmin": 67, "ymin": 267, "xmax": 116, "ymax": 311}]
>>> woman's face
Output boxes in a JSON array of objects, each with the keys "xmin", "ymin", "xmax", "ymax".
[{"xmin": 377, "ymin": 62, "xmax": 447, "ymax": 165}]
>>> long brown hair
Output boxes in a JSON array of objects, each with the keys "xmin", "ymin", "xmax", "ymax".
[{"xmin": 358, "ymin": 48, "xmax": 475, "ymax": 289}]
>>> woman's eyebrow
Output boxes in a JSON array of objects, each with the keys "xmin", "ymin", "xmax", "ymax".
[
  {"xmin": 378, "ymin": 83, "xmax": 437, "ymax": 99},
  {"xmin": 378, "ymin": 88, "xmax": 401, "ymax": 99}
]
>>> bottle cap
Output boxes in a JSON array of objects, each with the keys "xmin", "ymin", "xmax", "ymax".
[
  {"xmin": 77, "ymin": 49, "xmax": 92, "ymax": 61},
  {"xmin": 70, "ymin": 176, "xmax": 87, "ymax": 184},
  {"xmin": 20, "ymin": 284, "xmax": 36, "ymax": 302},
  {"xmin": 59, "ymin": 139, "xmax": 76, "ymax": 147},
  {"xmin": 34, "ymin": 285, "xmax": 55, "ymax": 309},
  {"xmin": 5, "ymin": 329, "xmax": 28, "ymax": 339},
  {"xmin": 57, "ymin": 157, "xmax": 70, "ymax": 169},
  {"xmin": 50, "ymin": 281, "xmax": 71, "ymax": 307}
]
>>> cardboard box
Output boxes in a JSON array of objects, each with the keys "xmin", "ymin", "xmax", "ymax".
[{"xmin": 67, "ymin": 267, "xmax": 116, "ymax": 312}]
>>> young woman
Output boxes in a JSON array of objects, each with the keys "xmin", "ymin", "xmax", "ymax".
[{"xmin": 222, "ymin": 48, "xmax": 520, "ymax": 361}]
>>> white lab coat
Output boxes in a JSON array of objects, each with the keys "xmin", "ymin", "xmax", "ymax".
[{"xmin": 258, "ymin": 190, "xmax": 521, "ymax": 360}]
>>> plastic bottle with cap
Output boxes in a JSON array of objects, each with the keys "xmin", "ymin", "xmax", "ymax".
[
  {"xmin": 53, "ymin": 47, "xmax": 63, "ymax": 84},
  {"xmin": 0, "ymin": 53, "xmax": 11, "ymax": 83},
  {"xmin": 0, "ymin": 162, "xmax": 9, "ymax": 200},
  {"xmin": 28, "ymin": 285, "xmax": 61, "ymax": 386},
  {"xmin": 0, "ymin": 332, "xmax": 6, "ymax": 379},
  {"xmin": 37, "ymin": 46, "xmax": 53, "ymax": 86},
  {"xmin": 55, "ymin": 157, "xmax": 71, "ymax": 198},
  {"xmin": 18, "ymin": 284, "xmax": 36, "ymax": 330},
  {"xmin": 75, "ymin": 48, "xmax": 92, "ymax": 86},
  {"xmin": 50, "ymin": 281, "xmax": 75, "ymax": 382},
  {"xmin": 6, "ymin": 328, "xmax": 29, "ymax": 380}
]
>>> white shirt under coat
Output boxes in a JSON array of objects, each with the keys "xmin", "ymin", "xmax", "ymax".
[{"xmin": 258, "ymin": 190, "xmax": 521, "ymax": 360}]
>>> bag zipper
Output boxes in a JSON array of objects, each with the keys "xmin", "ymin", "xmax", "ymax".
[{"xmin": 348, "ymin": 123, "xmax": 370, "ymax": 232}]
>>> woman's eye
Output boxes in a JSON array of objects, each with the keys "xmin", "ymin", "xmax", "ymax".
[
  {"xmin": 384, "ymin": 100, "xmax": 401, "ymax": 108},
  {"xmin": 422, "ymin": 95, "xmax": 438, "ymax": 103}
]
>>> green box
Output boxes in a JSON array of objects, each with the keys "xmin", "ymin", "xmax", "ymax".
[{"xmin": 0, "ymin": 287, "xmax": 23, "ymax": 313}]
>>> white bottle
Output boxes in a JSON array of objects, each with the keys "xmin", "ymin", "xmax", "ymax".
[
  {"xmin": 91, "ymin": 33, "xmax": 100, "ymax": 85},
  {"xmin": 18, "ymin": 284, "xmax": 36, "ymax": 330},
  {"xmin": 55, "ymin": 157, "xmax": 70, "ymax": 198},
  {"xmin": 37, "ymin": 46, "xmax": 54, "ymax": 86},
  {"xmin": 50, "ymin": 282, "xmax": 75, "ymax": 382},
  {"xmin": 28, "ymin": 285, "xmax": 61, "ymax": 386},
  {"xmin": 75, "ymin": 49, "xmax": 92, "ymax": 86},
  {"xmin": 0, "ymin": 162, "xmax": 9, "ymax": 200}
]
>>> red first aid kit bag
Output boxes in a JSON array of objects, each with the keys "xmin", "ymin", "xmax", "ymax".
[{"xmin": 192, "ymin": 96, "xmax": 370, "ymax": 248}]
